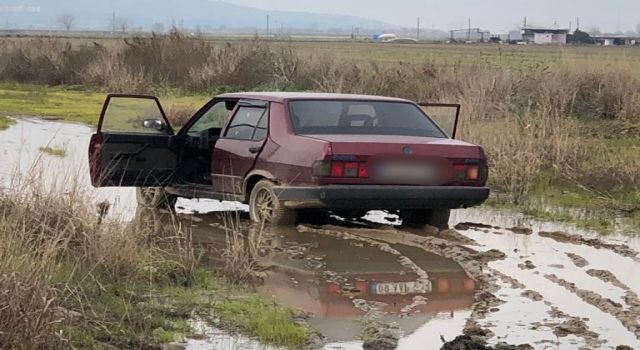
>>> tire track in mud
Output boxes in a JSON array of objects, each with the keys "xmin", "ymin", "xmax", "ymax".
[
  {"xmin": 296, "ymin": 224, "xmax": 507, "ymax": 338},
  {"xmin": 539, "ymin": 231, "xmax": 640, "ymax": 261},
  {"xmin": 486, "ymin": 267, "xmax": 607, "ymax": 348},
  {"xmin": 458, "ymin": 222, "xmax": 640, "ymax": 347},
  {"xmin": 545, "ymin": 273, "xmax": 640, "ymax": 338},
  {"xmin": 299, "ymin": 222, "xmax": 640, "ymax": 348}
]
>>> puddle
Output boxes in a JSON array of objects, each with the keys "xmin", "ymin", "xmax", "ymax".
[
  {"xmin": 3, "ymin": 118, "xmax": 640, "ymax": 349},
  {"xmin": 182, "ymin": 318, "xmax": 278, "ymax": 350},
  {"xmin": 449, "ymin": 209, "xmax": 640, "ymax": 349}
]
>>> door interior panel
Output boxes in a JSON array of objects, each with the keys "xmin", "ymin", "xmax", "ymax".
[{"xmin": 97, "ymin": 133, "xmax": 177, "ymax": 186}]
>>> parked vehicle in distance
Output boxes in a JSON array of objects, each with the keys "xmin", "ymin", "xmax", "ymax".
[{"xmin": 88, "ymin": 92, "xmax": 489, "ymax": 228}]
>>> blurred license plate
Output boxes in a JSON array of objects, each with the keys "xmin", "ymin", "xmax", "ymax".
[
  {"xmin": 375, "ymin": 163, "xmax": 435, "ymax": 182},
  {"xmin": 372, "ymin": 281, "xmax": 430, "ymax": 295}
]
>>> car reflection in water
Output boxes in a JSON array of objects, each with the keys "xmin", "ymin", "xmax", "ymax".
[{"xmin": 134, "ymin": 207, "xmax": 475, "ymax": 343}]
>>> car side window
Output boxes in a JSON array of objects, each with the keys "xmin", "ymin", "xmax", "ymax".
[
  {"xmin": 252, "ymin": 112, "xmax": 268, "ymax": 141},
  {"xmin": 225, "ymin": 106, "xmax": 266, "ymax": 140},
  {"xmin": 187, "ymin": 102, "xmax": 230, "ymax": 135}
]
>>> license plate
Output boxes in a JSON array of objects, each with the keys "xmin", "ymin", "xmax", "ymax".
[
  {"xmin": 371, "ymin": 281, "xmax": 430, "ymax": 295},
  {"xmin": 375, "ymin": 163, "xmax": 435, "ymax": 182}
]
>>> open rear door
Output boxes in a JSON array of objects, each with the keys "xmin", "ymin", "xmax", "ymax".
[
  {"xmin": 89, "ymin": 94, "xmax": 177, "ymax": 187},
  {"xmin": 419, "ymin": 103, "xmax": 461, "ymax": 139}
]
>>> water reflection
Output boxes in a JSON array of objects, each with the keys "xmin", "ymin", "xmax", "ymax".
[{"xmin": 134, "ymin": 207, "xmax": 476, "ymax": 346}]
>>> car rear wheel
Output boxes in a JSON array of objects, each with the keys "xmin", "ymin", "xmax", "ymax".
[
  {"xmin": 249, "ymin": 179, "xmax": 297, "ymax": 225},
  {"xmin": 136, "ymin": 187, "xmax": 177, "ymax": 209},
  {"xmin": 400, "ymin": 209, "xmax": 451, "ymax": 230}
]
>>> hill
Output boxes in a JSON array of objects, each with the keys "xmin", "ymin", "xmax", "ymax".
[{"xmin": 0, "ymin": 0, "xmax": 398, "ymax": 32}]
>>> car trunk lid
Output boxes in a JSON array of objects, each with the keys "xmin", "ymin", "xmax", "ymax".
[{"xmin": 303, "ymin": 134, "xmax": 486, "ymax": 186}]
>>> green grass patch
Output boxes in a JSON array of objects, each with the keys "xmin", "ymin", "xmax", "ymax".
[
  {"xmin": 0, "ymin": 116, "xmax": 16, "ymax": 130},
  {"xmin": 213, "ymin": 295, "xmax": 309, "ymax": 347},
  {"xmin": 0, "ymin": 83, "xmax": 208, "ymax": 128},
  {"xmin": 65, "ymin": 267, "xmax": 309, "ymax": 349},
  {"xmin": 38, "ymin": 146, "xmax": 67, "ymax": 157}
]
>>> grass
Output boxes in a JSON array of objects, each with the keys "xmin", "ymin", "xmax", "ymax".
[
  {"xmin": 213, "ymin": 295, "xmax": 310, "ymax": 347},
  {"xmin": 0, "ymin": 175, "xmax": 310, "ymax": 349},
  {"xmin": 38, "ymin": 146, "xmax": 67, "ymax": 157},
  {"xmin": 0, "ymin": 116, "xmax": 15, "ymax": 130},
  {"xmin": 0, "ymin": 83, "xmax": 208, "ymax": 128}
]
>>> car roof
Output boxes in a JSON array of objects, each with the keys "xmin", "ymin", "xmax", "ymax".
[{"xmin": 215, "ymin": 92, "xmax": 412, "ymax": 103}]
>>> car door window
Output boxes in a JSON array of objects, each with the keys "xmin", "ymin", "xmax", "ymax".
[
  {"xmin": 225, "ymin": 106, "xmax": 266, "ymax": 140},
  {"xmin": 101, "ymin": 96, "xmax": 169, "ymax": 134},
  {"xmin": 186, "ymin": 102, "xmax": 230, "ymax": 135},
  {"xmin": 252, "ymin": 113, "xmax": 268, "ymax": 141}
]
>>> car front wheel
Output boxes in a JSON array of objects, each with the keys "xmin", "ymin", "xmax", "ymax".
[
  {"xmin": 135, "ymin": 187, "xmax": 177, "ymax": 209},
  {"xmin": 249, "ymin": 179, "xmax": 297, "ymax": 225},
  {"xmin": 400, "ymin": 208, "xmax": 451, "ymax": 230}
]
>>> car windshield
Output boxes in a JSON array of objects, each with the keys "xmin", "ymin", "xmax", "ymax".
[{"xmin": 288, "ymin": 100, "xmax": 446, "ymax": 138}]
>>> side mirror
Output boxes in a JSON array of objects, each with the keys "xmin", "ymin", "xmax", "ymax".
[{"xmin": 142, "ymin": 119, "xmax": 166, "ymax": 131}]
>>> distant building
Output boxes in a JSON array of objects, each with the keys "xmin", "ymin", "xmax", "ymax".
[
  {"xmin": 449, "ymin": 28, "xmax": 490, "ymax": 42},
  {"xmin": 508, "ymin": 30, "xmax": 523, "ymax": 43},
  {"xmin": 372, "ymin": 33, "xmax": 397, "ymax": 42},
  {"xmin": 593, "ymin": 35, "xmax": 638, "ymax": 46},
  {"xmin": 522, "ymin": 27, "xmax": 569, "ymax": 44}
]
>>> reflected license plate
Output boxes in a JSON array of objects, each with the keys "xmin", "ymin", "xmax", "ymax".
[{"xmin": 371, "ymin": 281, "xmax": 431, "ymax": 295}]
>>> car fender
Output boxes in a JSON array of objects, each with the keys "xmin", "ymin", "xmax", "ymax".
[{"xmin": 243, "ymin": 169, "xmax": 278, "ymax": 199}]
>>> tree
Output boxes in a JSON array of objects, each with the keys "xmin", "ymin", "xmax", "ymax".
[{"xmin": 57, "ymin": 14, "xmax": 75, "ymax": 30}]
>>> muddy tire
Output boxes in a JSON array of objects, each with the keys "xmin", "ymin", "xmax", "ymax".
[
  {"xmin": 135, "ymin": 187, "xmax": 177, "ymax": 209},
  {"xmin": 400, "ymin": 208, "xmax": 451, "ymax": 230},
  {"xmin": 249, "ymin": 179, "xmax": 297, "ymax": 225}
]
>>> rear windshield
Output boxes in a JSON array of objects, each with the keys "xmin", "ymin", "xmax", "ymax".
[{"xmin": 288, "ymin": 100, "xmax": 446, "ymax": 138}]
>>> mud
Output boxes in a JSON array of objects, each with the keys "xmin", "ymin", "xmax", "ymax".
[
  {"xmin": 566, "ymin": 252, "xmax": 590, "ymax": 267},
  {"xmin": 361, "ymin": 322, "xmax": 400, "ymax": 350},
  {"xmin": 539, "ymin": 231, "xmax": 639, "ymax": 259},
  {"xmin": 506, "ymin": 227, "xmax": 533, "ymax": 235},
  {"xmin": 586, "ymin": 269, "xmax": 630, "ymax": 290},
  {"xmin": 520, "ymin": 290, "xmax": 543, "ymax": 302},
  {"xmin": 545, "ymin": 273, "xmax": 640, "ymax": 338}
]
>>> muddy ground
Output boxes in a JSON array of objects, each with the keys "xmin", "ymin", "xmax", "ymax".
[{"xmin": 2, "ymin": 118, "xmax": 640, "ymax": 350}]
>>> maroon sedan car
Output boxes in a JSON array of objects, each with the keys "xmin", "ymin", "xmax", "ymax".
[{"xmin": 88, "ymin": 92, "xmax": 489, "ymax": 228}]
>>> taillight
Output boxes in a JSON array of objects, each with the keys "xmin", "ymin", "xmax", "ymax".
[
  {"xmin": 314, "ymin": 158, "xmax": 369, "ymax": 178},
  {"xmin": 467, "ymin": 166, "xmax": 479, "ymax": 180},
  {"xmin": 330, "ymin": 162, "xmax": 344, "ymax": 177},
  {"xmin": 451, "ymin": 161, "xmax": 487, "ymax": 184}
]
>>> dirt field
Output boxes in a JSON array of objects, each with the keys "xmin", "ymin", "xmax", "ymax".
[{"xmin": 1, "ymin": 117, "xmax": 638, "ymax": 349}]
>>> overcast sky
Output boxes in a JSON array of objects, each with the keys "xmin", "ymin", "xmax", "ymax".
[{"xmin": 223, "ymin": 0, "xmax": 639, "ymax": 33}]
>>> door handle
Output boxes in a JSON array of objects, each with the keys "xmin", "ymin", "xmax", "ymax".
[{"xmin": 248, "ymin": 146, "xmax": 261, "ymax": 154}]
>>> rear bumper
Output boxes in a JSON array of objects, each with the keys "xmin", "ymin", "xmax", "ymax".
[{"xmin": 272, "ymin": 185, "xmax": 490, "ymax": 210}]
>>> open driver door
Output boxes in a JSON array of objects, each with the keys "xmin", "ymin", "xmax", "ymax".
[{"xmin": 88, "ymin": 94, "xmax": 178, "ymax": 187}]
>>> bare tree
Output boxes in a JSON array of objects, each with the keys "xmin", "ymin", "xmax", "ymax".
[{"xmin": 57, "ymin": 14, "xmax": 75, "ymax": 30}]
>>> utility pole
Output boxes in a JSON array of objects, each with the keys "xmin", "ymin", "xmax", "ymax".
[
  {"xmin": 416, "ymin": 17, "xmax": 420, "ymax": 41},
  {"xmin": 524, "ymin": 16, "xmax": 527, "ymax": 28},
  {"xmin": 112, "ymin": 12, "xmax": 116, "ymax": 35},
  {"xmin": 467, "ymin": 17, "xmax": 471, "ymax": 41},
  {"xmin": 576, "ymin": 17, "xmax": 580, "ymax": 31},
  {"xmin": 266, "ymin": 14, "xmax": 270, "ymax": 37}
]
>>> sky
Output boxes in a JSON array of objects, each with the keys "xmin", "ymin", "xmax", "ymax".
[{"xmin": 222, "ymin": 0, "xmax": 640, "ymax": 33}]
